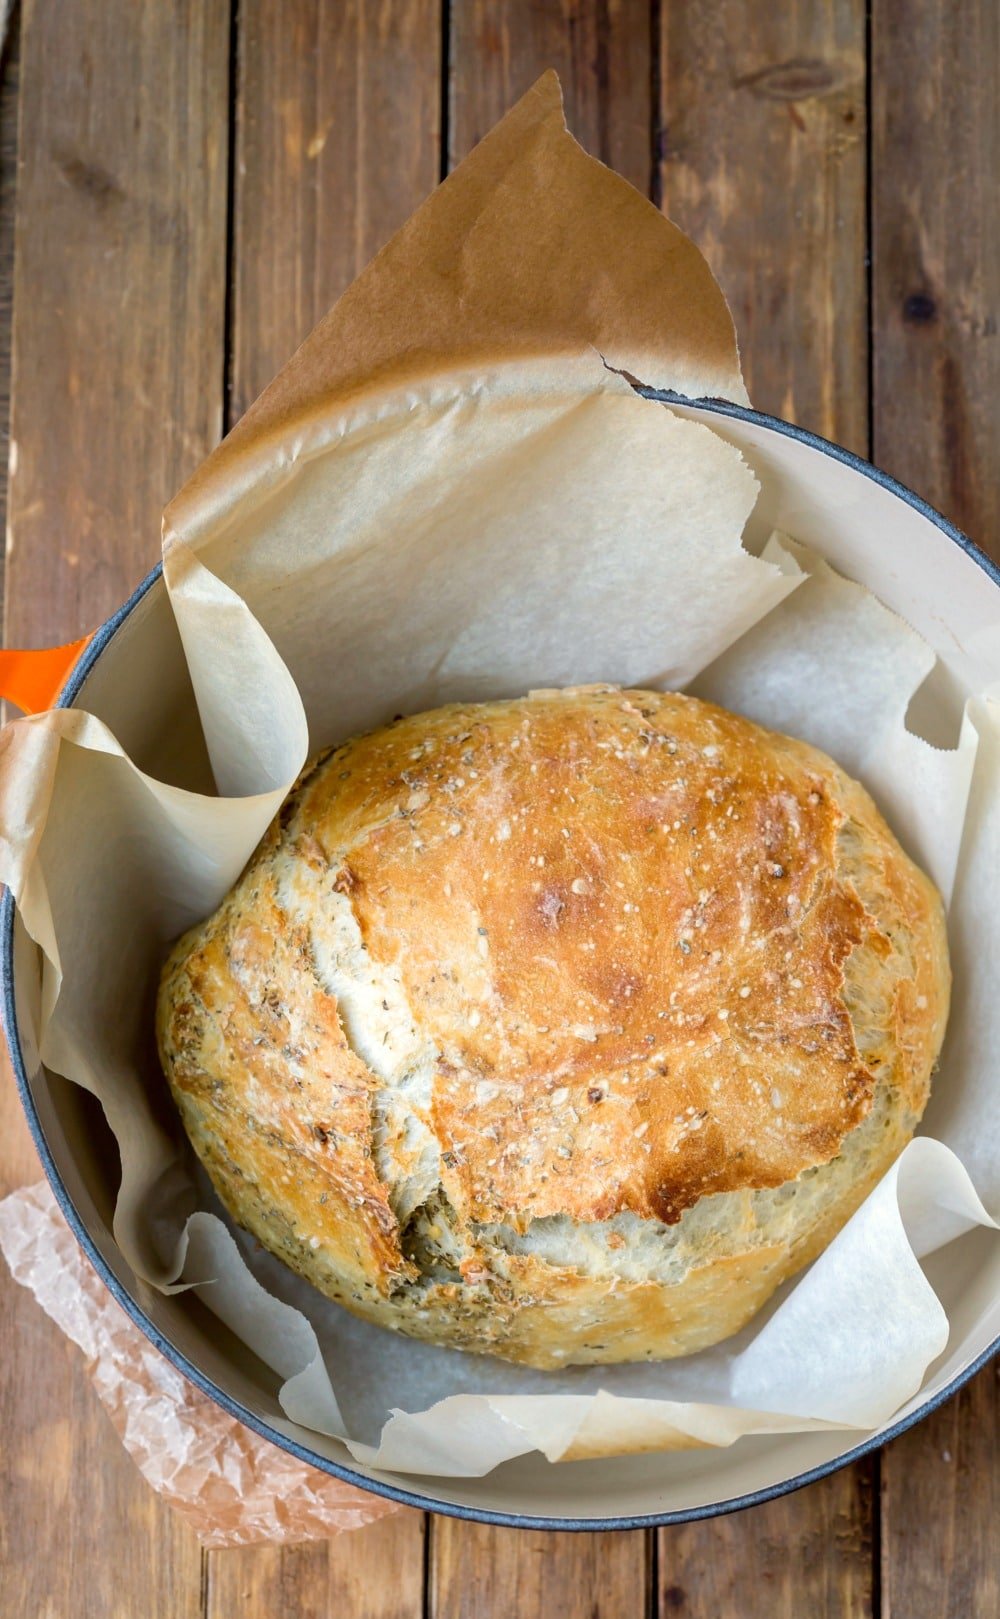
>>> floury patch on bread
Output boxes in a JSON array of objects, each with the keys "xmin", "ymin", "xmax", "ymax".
[{"xmin": 157, "ymin": 686, "xmax": 949, "ymax": 1368}]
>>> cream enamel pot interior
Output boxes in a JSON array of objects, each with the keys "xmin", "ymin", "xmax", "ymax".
[{"xmin": 4, "ymin": 393, "xmax": 999, "ymax": 1530}]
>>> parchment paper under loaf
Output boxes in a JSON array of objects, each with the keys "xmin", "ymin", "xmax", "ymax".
[
  {"xmin": 0, "ymin": 1180, "xmax": 403, "ymax": 1545},
  {"xmin": 1, "ymin": 76, "xmax": 999, "ymax": 1479}
]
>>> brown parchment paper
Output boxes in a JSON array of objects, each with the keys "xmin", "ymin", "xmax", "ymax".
[
  {"xmin": 1, "ymin": 76, "xmax": 999, "ymax": 1493},
  {"xmin": 179, "ymin": 68, "xmax": 746, "ymax": 499}
]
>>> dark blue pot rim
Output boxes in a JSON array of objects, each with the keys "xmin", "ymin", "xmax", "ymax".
[{"xmin": 3, "ymin": 396, "xmax": 1000, "ymax": 1532}]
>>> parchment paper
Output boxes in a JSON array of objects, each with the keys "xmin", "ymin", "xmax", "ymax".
[
  {"xmin": 0, "ymin": 1180, "xmax": 404, "ymax": 1546},
  {"xmin": 170, "ymin": 66, "xmax": 746, "ymax": 525},
  {"xmin": 2, "ymin": 75, "xmax": 999, "ymax": 1480}
]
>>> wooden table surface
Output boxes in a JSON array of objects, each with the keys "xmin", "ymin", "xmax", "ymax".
[{"xmin": 1, "ymin": 3, "xmax": 997, "ymax": 1615}]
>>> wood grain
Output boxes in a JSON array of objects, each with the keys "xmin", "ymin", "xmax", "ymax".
[
  {"xmin": 0, "ymin": 2, "xmax": 229, "ymax": 1614},
  {"xmin": 206, "ymin": 1512, "xmax": 426, "ymax": 1619},
  {"xmin": 230, "ymin": 0, "xmax": 441, "ymax": 425},
  {"xmin": 430, "ymin": 1519, "xmax": 649, "ymax": 1619},
  {"xmin": 657, "ymin": 1468, "xmax": 875, "ymax": 1618},
  {"xmin": 0, "ymin": 14, "xmax": 18, "ymax": 617},
  {"xmin": 4, "ymin": 0, "xmax": 229, "ymax": 649},
  {"xmin": 449, "ymin": 0, "xmax": 651, "ymax": 188},
  {"xmin": 873, "ymin": 3, "xmax": 1000, "ymax": 1614},
  {"xmin": 658, "ymin": 0, "xmax": 868, "ymax": 453},
  {"xmin": 881, "ymin": 1366, "xmax": 1000, "ymax": 1619},
  {"xmin": 871, "ymin": 0, "xmax": 1000, "ymax": 548}
]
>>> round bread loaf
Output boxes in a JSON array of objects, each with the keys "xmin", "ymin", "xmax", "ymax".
[{"xmin": 157, "ymin": 686, "xmax": 949, "ymax": 1367}]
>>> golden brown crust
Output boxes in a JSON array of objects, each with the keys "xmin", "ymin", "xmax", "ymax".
[
  {"xmin": 159, "ymin": 851, "xmax": 411, "ymax": 1301},
  {"xmin": 296, "ymin": 688, "xmax": 918, "ymax": 1219},
  {"xmin": 157, "ymin": 686, "xmax": 950, "ymax": 1367}
]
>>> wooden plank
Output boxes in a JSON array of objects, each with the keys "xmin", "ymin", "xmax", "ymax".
[
  {"xmin": 215, "ymin": 3, "xmax": 440, "ymax": 1607},
  {"xmin": 229, "ymin": 0, "xmax": 442, "ymax": 424},
  {"xmin": 873, "ymin": 1, "xmax": 999, "ymax": 1613},
  {"xmin": 431, "ymin": 1520, "xmax": 649, "ymax": 1619},
  {"xmin": 657, "ymin": 1468, "xmax": 875, "ymax": 1617},
  {"xmin": 449, "ymin": 0, "xmax": 651, "ymax": 188},
  {"xmin": 871, "ymin": 0, "xmax": 1000, "ymax": 546},
  {"xmin": 0, "ymin": 13, "xmax": 17, "ymax": 616},
  {"xmin": 206, "ymin": 1512, "xmax": 427, "ymax": 1619},
  {"xmin": 654, "ymin": 3, "xmax": 875, "ymax": 1609},
  {"xmin": 881, "ymin": 1366, "xmax": 999, "ymax": 1619},
  {"xmin": 4, "ymin": 0, "xmax": 230, "ymax": 648},
  {"xmin": 657, "ymin": 0, "xmax": 868, "ymax": 453},
  {"xmin": 0, "ymin": 1, "xmax": 229, "ymax": 1614}
]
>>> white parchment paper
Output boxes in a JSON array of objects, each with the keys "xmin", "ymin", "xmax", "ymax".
[
  {"xmin": 0, "ymin": 1180, "xmax": 404, "ymax": 1544},
  {"xmin": 2, "ymin": 360, "xmax": 999, "ymax": 1478},
  {"xmin": 2, "ymin": 74, "xmax": 999, "ymax": 1480}
]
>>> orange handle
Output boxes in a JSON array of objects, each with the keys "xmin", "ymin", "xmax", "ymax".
[{"xmin": 0, "ymin": 635, "xmax": 93, "ymax": 715}]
